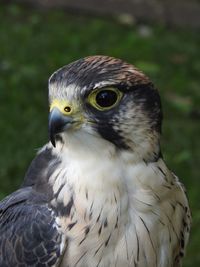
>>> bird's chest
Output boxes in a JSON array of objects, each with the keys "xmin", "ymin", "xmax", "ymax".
[
  {"xmin": 52, "ymin": 153, "xmax": 174, "ymax": 267},
  {"xmin": 59, "ymin": 187, "xmax": 169, "ymax": 267}
]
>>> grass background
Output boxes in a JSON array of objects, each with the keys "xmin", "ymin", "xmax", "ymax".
[{"xmin": 0, "ymin": 3, "xmax": 199, "ymax": 266}]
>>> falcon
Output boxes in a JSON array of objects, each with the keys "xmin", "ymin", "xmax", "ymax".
[{"xmin": 0, "ymin": 56, "xmax": 191, "ymax": 267}]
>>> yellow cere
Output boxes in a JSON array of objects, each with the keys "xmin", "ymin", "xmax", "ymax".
[{"xmin": 50, "ymin": 99, "xmax": 73, "ymax": 115}]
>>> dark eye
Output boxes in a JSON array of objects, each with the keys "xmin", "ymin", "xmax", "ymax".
[
  {"xmin": 88, "ymin": 88, "xmax": 123, "ymax": 111},
  {"xmin": 96, "ymin": 90, "xmax": 118, "ymax": 108}
]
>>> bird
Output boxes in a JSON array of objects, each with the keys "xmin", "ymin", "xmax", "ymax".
[{"xmin": 0, "ymin": 55, "xmax": 191, "ymax": 267}]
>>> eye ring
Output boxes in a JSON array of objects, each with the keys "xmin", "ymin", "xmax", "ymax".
[{"xmin": 87, "ymin": 88, "xmax": 123, "ymax": 111}]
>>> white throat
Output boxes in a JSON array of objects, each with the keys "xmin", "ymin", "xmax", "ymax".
[{"xmin": 50, "ymin": 130, "xmax": 167, "ymax": 210}]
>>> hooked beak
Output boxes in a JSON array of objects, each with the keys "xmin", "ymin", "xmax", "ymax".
[{"xmin": 49, "ymin": 107, "xmax": 74, "ymax": 147}]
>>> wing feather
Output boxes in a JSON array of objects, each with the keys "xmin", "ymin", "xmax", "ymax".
[
  {"xmin": 0, "ymin": 188, "xmax": 63, "ymax": 267},
  {"xmin": 173, "ymin": 179, "xmax": 191, "ymax": 267}
]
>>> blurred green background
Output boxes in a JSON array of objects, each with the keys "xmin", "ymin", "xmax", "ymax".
[{"xmin": 0, "ymin": 3, "xmax": 199, "ymax": 266}]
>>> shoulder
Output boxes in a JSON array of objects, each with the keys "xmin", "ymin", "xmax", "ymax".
[
  {"xmin": 22, "ymin": 143, "xmax": 61, "ymax": 188},
  {"xmin": 152, "ymin": 159, "xmax": 191, "ymax": 266},
  {"xmin": 158, "ymin": 161, "xmax": 191, "ymax": 267}
]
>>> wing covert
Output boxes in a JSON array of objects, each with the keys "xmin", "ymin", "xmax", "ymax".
[{"xmin": 0, "ymin": 188, "xmax": 64, "ymax": 267}]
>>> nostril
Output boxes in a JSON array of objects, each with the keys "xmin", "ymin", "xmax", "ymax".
[{"xmin": 64, "ymin": 106, "xmax": 71, "ymax": 113}]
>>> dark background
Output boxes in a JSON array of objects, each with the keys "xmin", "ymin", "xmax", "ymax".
[{"xmin": 0, "ymin": 1, "xmax": 199, "ymax": 266}]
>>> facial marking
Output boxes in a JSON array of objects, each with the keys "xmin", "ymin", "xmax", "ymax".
[{"xmin": 48, "ymin": 55, "xmax": 162, "ymax": 161}]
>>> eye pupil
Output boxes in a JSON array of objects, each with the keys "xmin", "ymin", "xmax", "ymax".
[{"xmin": 96, "ymin": 90, "xmax": 118, "ymax": 108}]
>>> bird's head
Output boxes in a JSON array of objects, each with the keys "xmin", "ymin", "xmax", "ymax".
[{"xmin": 48, "ymin": 56, "xmax": 162, "ymax": 162}]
